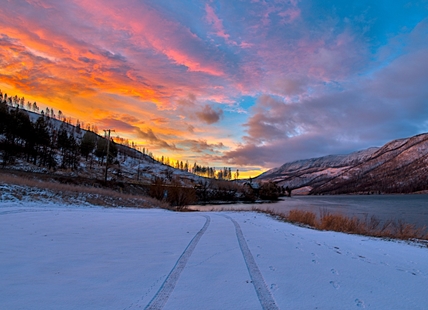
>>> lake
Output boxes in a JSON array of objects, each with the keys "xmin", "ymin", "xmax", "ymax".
[{"xmin": 189, "ymin": 194, "xmax": 428, "ymax": 230}]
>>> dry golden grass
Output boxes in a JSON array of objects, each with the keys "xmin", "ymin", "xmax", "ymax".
[
  {"xmin": 287, "ymin": 209, "xmax": 317, "ymax": 227},
  {"xmin": 319, "ymin": 213, "xmax": 364, "ymax": 234},
  {"xmin": 252, "ymin": 207, "xmax": 428, "ymax": 242},
  {"xmin": 0, "ymin": 173, "xmax": 169, "ymax": 209}
]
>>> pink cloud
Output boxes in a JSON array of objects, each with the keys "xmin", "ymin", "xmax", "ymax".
[
  {"xmin": 0, "ymin": 0, "xmax": 233, "ymax": 111},
  {"xmin": 278, "ymin": 8, "xmax": 301, "ymax": 24},
  {"xmin": 162, "ymin": 48, "xmax": 224, "ymax": 76},
  {"xmin": 75, "ymin": 0, "xmax": 226, "ymax": 77},
  {"xmin": 205, "ymin": 3, "xmax": 236, "ymax": 45}
]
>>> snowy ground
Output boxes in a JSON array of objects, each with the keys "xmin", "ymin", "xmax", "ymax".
[{"xmin": 1, "ymin": 202, "xmax": 427, "ymax": 309}]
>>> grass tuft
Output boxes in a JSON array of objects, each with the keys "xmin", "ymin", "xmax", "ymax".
[{"xmin": 287, "ymin": 209, "xmax": 316, "ymax": 227}]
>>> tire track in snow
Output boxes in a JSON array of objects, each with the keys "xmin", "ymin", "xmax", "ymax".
[
  {"xmin": 221, "ymin": 214, "xmax": 279, "ymax": 310},
  {"xmin": 144, "ymin": 215, "xmax": 211, "ymax": 310}
]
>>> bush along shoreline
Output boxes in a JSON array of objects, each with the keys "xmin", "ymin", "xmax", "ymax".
[{"xmin": 252, "ymin": 208, "xmax": 428, "ymax": 243}]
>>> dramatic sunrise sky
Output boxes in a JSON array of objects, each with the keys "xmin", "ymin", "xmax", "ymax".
[{"xmin": 1, "ymin": 0, "xmax": 428, "ymax": 176}]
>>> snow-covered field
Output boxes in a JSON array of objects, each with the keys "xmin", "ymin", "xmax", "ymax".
[{"xmin": 1, "ymin": 202, "xmax": 427, "ymax": 309}]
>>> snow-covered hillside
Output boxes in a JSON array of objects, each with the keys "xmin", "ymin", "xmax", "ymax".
[
  {"xmin": 1, "ymin": 201, "xmax": 427, "ymax": 309},
  {"xmin": 257, "ymin": 133, "xmax": 428, "ymax": 194},
  {"xmin": 2, "ymin": 108, "xmax": 204, "ymax": 186},
  {"xmin": 261, "ymin": 147, "xmax": 379, "ymax": 177}
]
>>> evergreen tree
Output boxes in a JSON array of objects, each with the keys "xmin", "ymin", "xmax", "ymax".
[
  {"xmin": 107, "ymin": 139, "xmax": 118, "ymax": 165},
  {"xmin": 1, "ymin": 107, "xmax": 33, "ymax": 164},
  {"xmin": 0, "ymin": 100, "xmax": 8, "ymax": 134},
  {"xmin": 80, "ymin": 131, "xmax": 97, "ymax": 160},
  {"xmin": 33, "ymin": 116, "xmax": 51, "ymax": 166},
  {"xmin": 94, "ymin": 137, "xmax": 117, "ymax": 166},
  {"xmin": 67, "ymin": 134, "xmax": 80, "ymax": 170},
  {"xmin": 95, "ymin": 138, "xmax": 107, "ymax": 165},
  {"xmin": 57, "ymin": 126, "xmax": 70, "ymax": 168}
]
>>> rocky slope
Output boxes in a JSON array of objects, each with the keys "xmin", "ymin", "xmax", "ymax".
[{"xmin": 256, "ymin": 133, "xmax": 428, "ymax": 194}]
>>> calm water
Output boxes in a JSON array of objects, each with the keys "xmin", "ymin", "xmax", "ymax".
[{"xmin": 189, "ymin": 195, "xmax": 428, "ymax": 229}]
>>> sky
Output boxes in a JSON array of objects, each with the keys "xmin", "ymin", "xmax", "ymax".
[{"xmin": 1, "ymin": 0, "xmax": 428, "ymax": 177}]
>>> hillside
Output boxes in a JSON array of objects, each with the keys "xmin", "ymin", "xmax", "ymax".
[
  {"xmin": 257, "ymin": 133, "xmax": 428, "ymax": 194},
  {"xmin": 0, "ymin": 104, "xmax": 203, "ymax": 185}
]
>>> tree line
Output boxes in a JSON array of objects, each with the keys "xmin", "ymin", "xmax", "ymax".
[
  {"xmin": 154, "ymin": 155, "xmax": 240, "ymax": 180},
  {"xmin": 191, "ymin": 164, "xmax": 239, "ymax": 180},
  {"xmin": 0, "ymin": 97, "xmax": 118, "ymax": 171}
]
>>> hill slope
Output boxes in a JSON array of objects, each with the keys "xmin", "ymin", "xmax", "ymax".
[
  {"xmin": 1, "ymin": 107, "xmax": 203, "ymax": 185},
  {"xmin": 256, "ymin": 133, "xmax": 428, "ymax": 194}
]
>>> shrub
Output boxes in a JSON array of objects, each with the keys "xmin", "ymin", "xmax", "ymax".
[
  {"xmin": 259, "ymin": 181, "xmax": 280, "ymax": 200},
  {"xmin": 149, "ymin": 176, "xmax": 166, "ymax": 201},
  {"xmin": 166, "ymin": 179, "xmax": 197, "ymax": 210},
  {"xmin": 287, "ymin": 209, "xmax": 316, "ymax": 227},
  {"xmin": 255, "ymin": 207, "xmax": 428, "ymax": 242}
]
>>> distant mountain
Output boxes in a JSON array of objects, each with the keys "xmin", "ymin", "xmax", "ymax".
[{"xmin": 256, "ymin": 133, "xmax": 428, "ymax": 194}]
